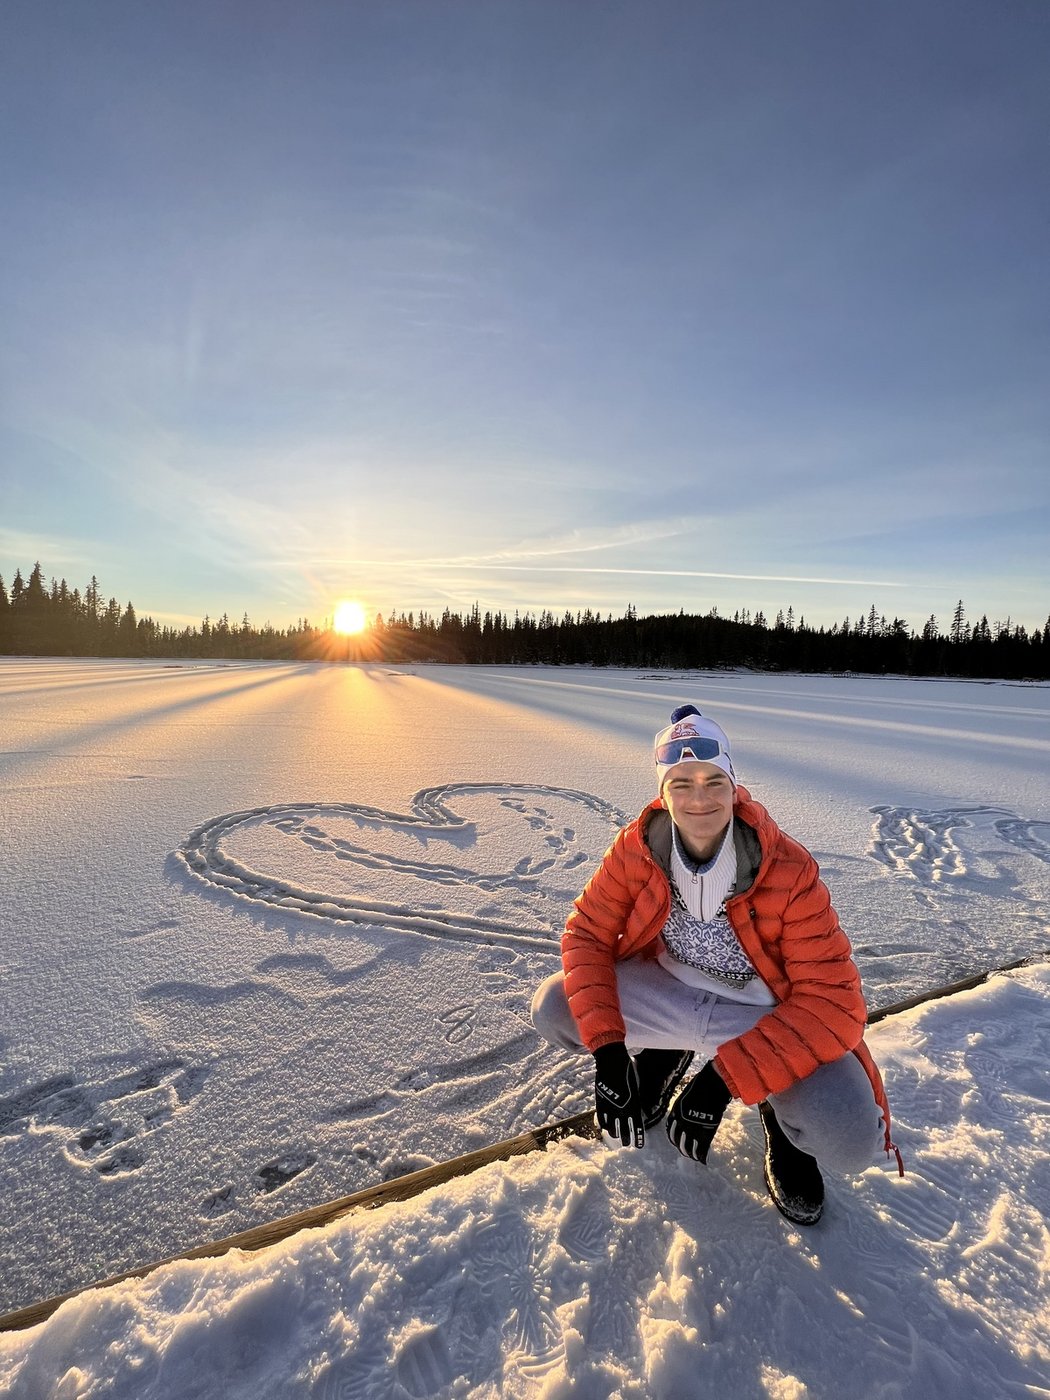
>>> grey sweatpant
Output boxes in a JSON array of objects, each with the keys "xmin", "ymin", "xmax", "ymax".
[{"xmin": 531, "ymin": 960, "xmax": 885, "ymax": 1175}]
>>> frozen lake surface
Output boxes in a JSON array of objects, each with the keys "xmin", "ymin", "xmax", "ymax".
[{"xmin": 1, "ymin": 659, "xmax": 1048, "ymax": 1320}]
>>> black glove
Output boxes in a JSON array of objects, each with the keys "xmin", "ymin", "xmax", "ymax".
[
  {"xmin": 593, "ymin": 1042, "xmax": 644, "ymax": 1148},
  {"xmin": 666, "ymin": 1060, "xmax": 732, "ymax": 1162}
]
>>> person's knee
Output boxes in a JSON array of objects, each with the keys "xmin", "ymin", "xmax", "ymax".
[
  {"xmin": 771, "ymin": 1058, "xmax": 885, "ymax": 1176},
  {"xmin": 530, "ymin": 973, "xmax": 580, "ymax": 1050},
  {"xmin": 530, "ymin": 972, "xmax": 563, "ymax": 1027},
  {"xmin": 811, "ymin": 1112, "xmax": 885, "ymax": 1175}
]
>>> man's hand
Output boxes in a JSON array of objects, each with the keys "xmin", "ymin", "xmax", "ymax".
[
  {"xmin": 666, "ymin": 1060, "xmax": 732, "ymax": 1162},
  {"xmin": 593, "ymin": 1042, "xmax": 644, "ymax": 1148}
]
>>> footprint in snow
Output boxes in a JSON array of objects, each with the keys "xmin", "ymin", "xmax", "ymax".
[
  {"xmin": 0, "ymin": 1056, "xmax": 211, "ymax": 1177},
  {"xmin": 199, "ymin": 1150, "xmax": 317, "ymax": 1219}
]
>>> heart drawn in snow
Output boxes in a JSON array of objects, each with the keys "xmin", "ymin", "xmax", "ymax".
[{"xmin": 177, "ymin": 783, "xmax": 630, "ymax": 951}]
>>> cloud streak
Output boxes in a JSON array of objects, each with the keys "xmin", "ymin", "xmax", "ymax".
[{"xmin": 418, "ymin": 564, "xmax": 907, "ymax": 588}]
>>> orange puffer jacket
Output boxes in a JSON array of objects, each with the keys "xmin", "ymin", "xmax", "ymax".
[{"xmin": 563, "ymin": 789, "xmax": 896, "ymax": 1157}]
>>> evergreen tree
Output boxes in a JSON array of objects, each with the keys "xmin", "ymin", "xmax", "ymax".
[
  {"xmin": 950, "ymin": 600, "xmax": 967, "ymax": 645},
  {"xmin": 119, "ymin": 603, "xmax": 138, "ymax": 654}
]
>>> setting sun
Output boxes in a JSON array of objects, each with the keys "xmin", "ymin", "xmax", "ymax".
[{"xmin": 333, "ymin": 600, "xmax": 368, "ymax": 635}]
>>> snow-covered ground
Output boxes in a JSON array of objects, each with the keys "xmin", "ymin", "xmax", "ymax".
[
  {"xmin": 3, "ymin": 964, "xmax": 1047, "ymax": 1399},
  {"xmin": 1, "ymin": 659, "xmax": 1048, "ymax": 1397}
]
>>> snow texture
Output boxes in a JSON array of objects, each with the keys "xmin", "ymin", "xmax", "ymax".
[{"xmin": 1, "ymin": 659, "xmax": 1048, "ymax": 1398}]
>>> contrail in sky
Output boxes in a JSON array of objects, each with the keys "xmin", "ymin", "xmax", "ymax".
[{"xmin": 420, "ymin": 564, "xmax": 905, "ymax": 588}]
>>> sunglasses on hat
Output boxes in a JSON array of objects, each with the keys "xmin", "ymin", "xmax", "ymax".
[{"xmin": 654, "ymin": 735, "xmax": 725, "ymax": 766}]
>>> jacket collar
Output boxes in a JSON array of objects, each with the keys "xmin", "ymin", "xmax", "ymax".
[{"xmin": 641, "ymin": 787, "xmax": 764, "ymax": 893}]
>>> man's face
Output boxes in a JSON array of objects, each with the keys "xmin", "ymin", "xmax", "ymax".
[{"xmin": 661, "ymin": 762, "xmax": 735, "ymax": 861}]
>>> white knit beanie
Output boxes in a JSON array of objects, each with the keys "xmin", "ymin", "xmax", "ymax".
[{"xmin": 654, "ymin": 703, "xmax": 736, "ymax": 789}]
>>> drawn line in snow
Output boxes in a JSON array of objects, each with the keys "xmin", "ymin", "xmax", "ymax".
[
  {"xmin": 176, "ymin": 782, "xmax": 629, "ymax": 953},
  {"xmin": 867, "ymin": 805, "xmax": 1050, "ymax": 888}
]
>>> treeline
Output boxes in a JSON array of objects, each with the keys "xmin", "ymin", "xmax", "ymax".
[
  {"xmin": 380, "ymin": 601, "xmax": 1050, "ymax": 679},
  {"xmin": 0, "ymin": 564, "xmax": 322, "ymax": 662},
  {"xmin": 1, "ymin": 562, "xmax": 1048, "ymax": 679}
]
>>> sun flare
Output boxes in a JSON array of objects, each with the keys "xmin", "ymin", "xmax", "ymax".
[{"xmin": 333, "ymin": 600, "xmax": 368, "ymax": 635}]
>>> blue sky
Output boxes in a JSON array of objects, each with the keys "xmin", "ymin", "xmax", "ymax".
[{"xmin": 1, "ymin": 0, "xmax": 1047, "ymax": 635}]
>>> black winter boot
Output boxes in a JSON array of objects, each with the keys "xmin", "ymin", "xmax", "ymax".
[
  {"xmin": 759, "ymin": 1102, "xmax": 825, "ymax": 1226},
  {"xmin": 635, "ymin": 1049, "xmax": 694, "ymax": 1129}
]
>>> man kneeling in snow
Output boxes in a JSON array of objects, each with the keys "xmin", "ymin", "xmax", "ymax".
[{"xmin": 531, "ymin": 704, "xmax": 901, "ymax": 1225}]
